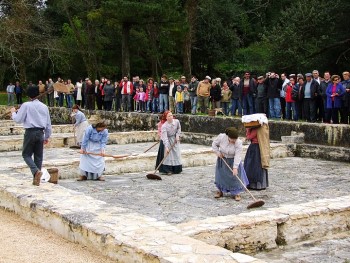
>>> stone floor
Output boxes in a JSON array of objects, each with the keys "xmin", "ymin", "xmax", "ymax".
[
  {"xmin": 1, "ymin": 128, "xmax": 350, "ymax": 262},
  {"xmin": 56, "ymin": 157, "xmax": 350, "ymax": 224}
]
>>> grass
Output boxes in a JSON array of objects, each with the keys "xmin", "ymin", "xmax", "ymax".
[{"xmin": 0, "ymin": 92, "xmax": 28, "ymax": 106}]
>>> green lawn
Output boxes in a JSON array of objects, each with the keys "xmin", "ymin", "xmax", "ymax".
[{"xmin": 0, "ymin": 93, "xmax": 28, "ymax": 106}]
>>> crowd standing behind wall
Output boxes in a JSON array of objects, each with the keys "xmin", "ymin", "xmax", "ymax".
[{"xmin": 6, "ymin": 71, "xmax": 350, "ymax": 124}]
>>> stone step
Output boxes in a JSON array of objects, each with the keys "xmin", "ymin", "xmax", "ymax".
[
  {"xmin": 3, "ymin": 141, "xmax": 291, "ymax": 180},
  {"xmin": 11, "ymin": 144, "xmax": 216, "ymax": 179},
  {"xmin": 0, "ymin": 124, "xmax": 75, "ymax": 135},
  {"xmin": 0, "ymin": 131, "xmax": 159, "ymax": 151}
]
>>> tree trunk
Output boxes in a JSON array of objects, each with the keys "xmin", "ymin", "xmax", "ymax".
[
  {"xmin": 183, "ymin": 0, "xmax": 198, "ymax": 78},
  {"xmin": 121, "ymin": 22, "xmax": 131, "ymax": 78}
]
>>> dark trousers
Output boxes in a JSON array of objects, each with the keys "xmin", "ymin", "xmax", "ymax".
[
  {"xmin": 16, "ymin": 93, "xmax": 23, "ymax": 104},
  {"xmin": 114, "ymin": 97, "xmax": 121, "ymax": 111},
  {"xmin": 302, "ymin": 98, "xmax": 316, "ymax": 122},
  {"xmin": 104, "ymin": 100, "xmax": 113, "ymax": 111},
  {"xmin": 122, "ymin": 94, "xmax": 132, "ymax": 112},
  {"xmin": 96, "ymin": 96, "xmax": 103, "ymax": 110},
  {"xmin": 256, "ymin": 97, "xmax": 268, "ymax": 115},
  {"xmin": 327, "ymin": 103, "xmax": 340, "ymax": 124},
  {"xmin": 22, "ymin": 129, "xmax": 44, "ymax": 176},
  {"xmin": 280, "ymin": 97, "xmax": 286, "ymax": 119},
  {"xmin": 315, "ymin": 95, "xmax": 324, "ymax": 122},
  {"xmin": 340, "ymin": 107, "xmax": 349, "ymax": 124},
  {"xmin": 86, "ymin": 94, "xmax": 95, "ymax": 111}
]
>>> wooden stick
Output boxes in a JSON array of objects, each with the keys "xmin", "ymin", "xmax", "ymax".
[
  {"xmin": 80, "ymin": 152, "xmax": 130, "ymax": 159},
  {"xmin": 143, "ymin": 141, "xmax": 160, "ymax": 153},
  {"xmin": 1, "ymin": 87, "xmax": 54, "ymax": 119}
]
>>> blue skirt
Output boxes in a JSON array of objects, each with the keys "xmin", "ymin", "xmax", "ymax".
[
  {"xmin": 215, "ymin": 158, "xmax": 249, "ymax": 196},
  {"xmin": 244, "ymin": 143, "xmax": 269, "ymax": 190}
]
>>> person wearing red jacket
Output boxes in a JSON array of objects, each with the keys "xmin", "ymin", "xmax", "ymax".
[
  {"xmin": 119, "ymin": 76, "xmax": 134, "ymax": 112},
  {"xmin": 285, "ymin": 77, "xmax": 298, "ymax": 121}
]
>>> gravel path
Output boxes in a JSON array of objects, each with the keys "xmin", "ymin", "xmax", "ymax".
[{"xmin": 0, "ymin": 209, "xmax": 115, "ymax": 263}]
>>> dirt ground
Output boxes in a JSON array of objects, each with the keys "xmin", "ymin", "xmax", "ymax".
[{"xmin": 0, "ymin": 209, "xmax": 116, "ymax": 263}]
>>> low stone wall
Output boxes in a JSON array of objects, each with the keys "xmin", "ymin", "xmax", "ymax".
[
  {"xmin": 48, "ymin": 108, "xmax": 350, "ymax": 147},
  {"xmin": 295, "ymin": 144, "xmax": 350, "ymax": 163},
  {"xmin": 177, "ymin": 196, "xmax": 350, "ymax": 254}
]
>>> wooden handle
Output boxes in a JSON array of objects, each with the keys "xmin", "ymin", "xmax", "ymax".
[
  {"xmin": 220, "ymin": 157, "xmax": 257, "ymax": 201},
  {"xmin": 153, "ymin": 140, "xmax": 177, "ymax": 174},
  {"xmin": 80, "ymin": 152, "xmax": 130, "ymax": 159},
  {"xmin": 143, "ymin": 141, "xmax": 160, "ymax": 153}
]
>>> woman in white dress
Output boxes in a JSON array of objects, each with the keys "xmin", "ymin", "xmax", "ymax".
[
  {"xmin": 78, "ymin": 121, "xmax": 108, "ymax": 181},
  {"xmin": 71, "ymin": 105, "xmax": 89, "ymax": 146},
  {"xmin": 160, "ymin": 111, "xmax": 182, "ymax": 174},
  {"xmin": 75, "ymin": 79, "xmax": 83, "ymax": 106}
]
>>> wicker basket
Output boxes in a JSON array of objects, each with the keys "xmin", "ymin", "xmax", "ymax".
[
  {"xmin": 243, "ymin": 121, "xmax": 261, "ymax": 128},
  {"xmin": 47, "ymin": 168, "xmax": 59, "ymax": 184}
]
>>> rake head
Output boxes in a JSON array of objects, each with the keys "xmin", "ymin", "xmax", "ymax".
[
  {"xmin": 246, "ymin": 200, "xmax": 265, "ymax": 209},
  {"xmin": 69, "ymin": 145, "xmax": 81, "ymax": 149},
  {"xmin": 146, "ymin": 174, "xmax": 162, "ymax": 180}
]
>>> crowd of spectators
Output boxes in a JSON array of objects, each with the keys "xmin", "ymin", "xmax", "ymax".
[{"xmin": 5, "ymin": 70, "xmax": 350, "ymax": 124}]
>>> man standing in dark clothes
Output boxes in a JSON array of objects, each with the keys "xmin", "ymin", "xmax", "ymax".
[
  {"xmin": 239, "ymin": 71, "xmax": 256, "ymax": 115},
  {"xmin": 11, "ymin": 85, "xmax": 52, "ymax": 186},
  {"xmin": 255, "ymin": 76, "xmax": 268, "ymax": 115},
  {"xmin": 264, "ymin": 72, "xmax": 283, "ymax": 119},
  {"xmin": 301, "ymin": 73, "xmax": 319, "ymax": 122},
  {"xmin": 159, "ymin": 74, "xmax": 170, "ymax": 113}
]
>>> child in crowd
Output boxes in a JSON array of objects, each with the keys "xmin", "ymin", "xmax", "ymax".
[
  {"xmin": 146, "ymin": 82, "xmax": 153, "ymax": 112},
  {"xmin": 175, "ymin": 85, "xmax": 184, "ymax": 114},
  {"xmin": 152, "ymin": 82, "xmax": 160, "ymax": 113},
  {"xmin": 183, "ymin": 86, "xmax": 191, "ymax": 113},
  {"xmin": 138, "ymin": 87, "xmax": 146, "ymax": 112},
  {"xmin": 133, "ymin": 87, "xmax": 140, "ymax": 111},
  {"xmin": 221, "ymin": 81, "xmax": 232, "ymax": 116}
]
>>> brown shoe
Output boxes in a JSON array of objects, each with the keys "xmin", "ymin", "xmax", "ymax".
[
  {"xmin": 214, "ymin": 191, "xmax": 223, "ymax": 198},
  {"xmin": 234, "ymin": 195, "xmax": 241, "ymax": 201},
  {"xmin": 77, "ymin": 176, "xmax": 87, "ymax": 181},
  {"xmin": 96, "ymin": 177, "xmax": 105, "ymax": 181},
  {"xmin": 33, "ymin": 171, "xmax": 42, "ymax": 186}
]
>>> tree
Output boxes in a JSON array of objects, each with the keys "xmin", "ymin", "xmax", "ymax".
[
  {"xmin": 102, "ymin": 0, "xmax": 179, "ymax": 78},
  {"xmin": 0, "ymin": 0, "xmax": 54, "ymax": 82},
  {"xmin": 261, "ymin": 0, "xmax": 350, "ymax": 72}
]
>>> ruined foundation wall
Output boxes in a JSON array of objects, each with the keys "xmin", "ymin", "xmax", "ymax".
[{"xmin": 49, "ymin": 108, "xmax": 350, "ymax": 147}]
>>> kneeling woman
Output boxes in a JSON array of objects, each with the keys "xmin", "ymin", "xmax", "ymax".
[
  {"xmin": 212, "ymin": 127, "xmax": 249, "ymax": 201},
  {"xmin": 78, "ymin": 121, "xmax": 109, "ymax": 181}
]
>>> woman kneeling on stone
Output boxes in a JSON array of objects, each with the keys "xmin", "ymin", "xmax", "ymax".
[
  {"xmin": 212, "ymin": 127, "xmax": 249, "ymax": 201},
  {"xmin": 78, "ymin": 121, "xmax": 109, "ymax": 181}
]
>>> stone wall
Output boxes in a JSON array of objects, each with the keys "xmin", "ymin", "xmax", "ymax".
[{"xmin": 49, "ymin": 108, "xmax": 350, "ymax": 147}]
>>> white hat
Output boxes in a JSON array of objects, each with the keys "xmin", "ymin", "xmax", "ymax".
[{"xmin": 205, "ymin": 76, "xmax": 211, "ymax": 80}]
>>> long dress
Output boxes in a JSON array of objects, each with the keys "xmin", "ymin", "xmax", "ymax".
[
  {"xmin": 76, "ymin": 82, "xmax": 83, "ymax": 101},
  {"xmin": 212, "ymin": 134, "xmax": 249, "ymax": 195},
  {"xmin": 244, "ymin": 128, "xmax": 269, "ymax": 190},
  {"xmin": 79, "ymin": 125, "xmax": 109, "ymax": 180},
  {"xmin": 160, "ymin": 119, "xmax": 182, "ymax": 174},
  {"xmin": 73, "ymin": 110, "xmax": 89, "ymax": 145},
  {"xmin": 155, "ymin": 121, "xmax": 166, "ymax": 173}
]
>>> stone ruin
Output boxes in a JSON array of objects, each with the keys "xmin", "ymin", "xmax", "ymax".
[{"xmin": 0, "ymin": 106, "xmax": 349, "ymax": 262}]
